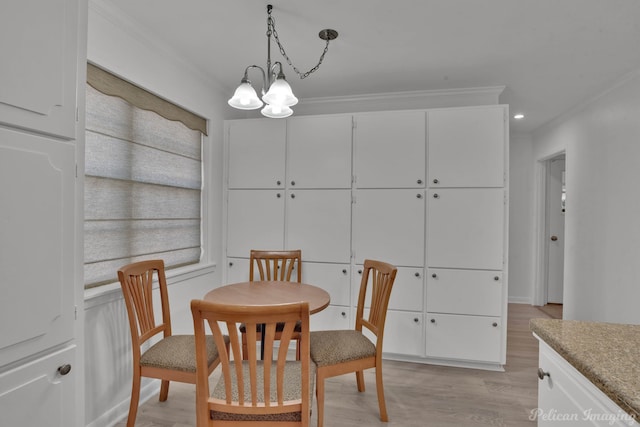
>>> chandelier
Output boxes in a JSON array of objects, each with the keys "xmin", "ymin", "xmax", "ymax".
[{"xmin": 227, "ymin": 4, "xmax": 338, "ymax": 118}]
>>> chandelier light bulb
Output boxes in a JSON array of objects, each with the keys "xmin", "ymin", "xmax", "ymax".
[
  {"xmin": 263, "ymin": 76, "xmax": 298, "ymax": 107},
  {"xmin": 228, "ymin": 81, "xmax": 263, "ymax": 110}
]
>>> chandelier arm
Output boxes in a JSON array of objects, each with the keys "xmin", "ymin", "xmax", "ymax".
[
  {"xmin": 268, "ymin": 14, "xmax": 334, "ymax": 80},
  {"xmin": 244, "ymin": 65, "xmax": 268, "ymax": 96}
]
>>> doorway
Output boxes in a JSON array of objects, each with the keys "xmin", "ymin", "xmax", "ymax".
[{"xmin": 534, "ymin": 152, "xmax": 566, "ymax": 318}]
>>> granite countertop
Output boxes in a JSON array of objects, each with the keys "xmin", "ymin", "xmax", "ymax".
[{"xmin": 530, "ymin": 318, "xmax": 640, "ymax": 421}]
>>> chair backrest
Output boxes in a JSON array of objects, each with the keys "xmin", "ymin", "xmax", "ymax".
[
  {"xmin": 191, "ymin": 299, "xmax": 311, "ymax": 427},
  {"xmin": 117, "ymin": 260, "xmax": 172, "ymax": 357},
  {"xmin": 355, "ymin": 259, "xmax": 397, "ymax": 347},
  {"xmin": 250, "ymin": 249, "xmax": 302, "ymax": 282}
]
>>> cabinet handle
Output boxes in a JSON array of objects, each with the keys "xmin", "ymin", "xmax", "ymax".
[
  {"xmin": 290, "ymin": 193, "xmax": 296, "ymax": 199},
  {"xmin": 277, "ymin": 180, "xmax": 281, "ymax": 186},
  {"xmin": 433, "ymin": 193, "xmax": 439, "ymax": 199},
  {"xmin": 58, "ymin": 364, "xmax": 72, "ymax": 376},
  {"xmin": 430, "ymin": 318, "xmax": 436, "ymax": 323},
  {"xmin": 416, "ymin": 193, "xmax": 423, "ymax": 199},
  {"xmin": 341, "ymin": 311, "xmax": 346, "ymax": 317},
  {"xmin": 414, "ymin": 318, "xmax": 419, "ymax": 323},
  {"xmin": 342, "ymin": 269, "xmax": 348, "ymax": 274},
  {"xmin": 291, "ymin": 180, "xmax": 296, "ymax": 186},
  {"xmin": 433, "ymin": 178, "xmax": 439, "ymax": 184},
  {"xmin": 494, "ymin": 276, "xmax": 500, "ymax": 281},
  {"xmin": 415, "ymin": 272, "xmax": 420, "ymax": 277},
  {"xmin": 229, "ymin": 262, "xmax": 234, "ymax": 267},
  {"xmin": 417, "ymin": 179, "xmax": 423, "ymax": 184},
  {"xmin": 537, "ymin": 368, "xmax": 550, "ymax": 380},
  {"xmin": 492, "ymin": 322, "xmax": 498, "ymax": 327},
  {"xmin": 432, "ymin": 273, "xmax": 437, "ymax": 278},
  {"xmin": 358, "ymin": 269, "xmax": 362, "ymax": 274},
  {"xmin": 276, "ymin": 193, "xmax": 281, "ymax": 198}
]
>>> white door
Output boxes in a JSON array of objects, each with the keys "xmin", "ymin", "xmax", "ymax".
[
  {"xmin": 227, "ymin": 119, "xmax": 286, "ymax": 189},
  {"xmin": 354, "ymin": 111, "xmax": 425, "ymax": 188},
  {"xmin": 546, "ymin": 158, "xmax": 565, "ymax": 304},
  {"xmin": 287, "ymin": 115, "xmax": 352, "ymax": 189}
]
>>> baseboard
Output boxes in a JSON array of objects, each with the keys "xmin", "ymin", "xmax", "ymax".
[{"xmin": 85, "ymin": 380, "xmax": 159, "ymax": 427}]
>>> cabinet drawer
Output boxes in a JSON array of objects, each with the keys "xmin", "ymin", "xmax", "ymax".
[
  {"xmin": 537, "ymin": 341, "xmax": 639, "ymax": 426},
  {"xmin": 425, "ymin": 314, "xmax": 502, "ymax": 363},
  {"xmin": 426, "ymin": 269, "xmax": 502, "ymax": 316},
  {"xmin": 311, "ymin": 305, "xmax": 350, "ymax": 331},
  {"xmin": 0, "ymin": 345, "xmax": 76, "ymax": 427},
  {"xmin": 354, "ymin": 266, "xmax": 424, "ymax": 312},
  {"xmin": 303, "ymin": 262, "xmax": 351, "ymax": 306},
  {"xmin": 381, "ymin": 311, "xmax": 424, "ymax": 356}
]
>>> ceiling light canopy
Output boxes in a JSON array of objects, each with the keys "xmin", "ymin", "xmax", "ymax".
[{"xmin": 227, "ymin": 4, "xmax": 337, "ymax": 118}]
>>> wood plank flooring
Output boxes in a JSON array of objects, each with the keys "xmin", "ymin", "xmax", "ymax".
[{"xmin": 115, "ymin": 303, "xmax": 557, "ymax": 427}]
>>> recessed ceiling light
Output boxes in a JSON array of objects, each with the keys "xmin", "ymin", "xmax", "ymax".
[{"xmin": 513, "ymin": 113, "xmax": 525, "ymax": 120}]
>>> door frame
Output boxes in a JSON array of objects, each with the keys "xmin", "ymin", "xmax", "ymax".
[{"xmin": 533, "ymin": 150, "xmax": 566, "ymax": 306}]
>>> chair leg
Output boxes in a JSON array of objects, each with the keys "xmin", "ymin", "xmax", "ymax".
[
  {"xmin": 375, "ymin": 367, "xmax": 388, "ymax": 422},
  {"xmin": 126, "ymin": 374, "xmax": 141, "ymax": 427},
  {"xmin": 355, "ymin": 370, "xmax": 366, "ymax": 392},
  {"xmin": 159, "ymin": 379, "xmax": 170, "ymax": 401},
  {"xmin": 316, "ymin": 373, "xmax": 326, "ymax": 427},
  {"xmin": 241, "ymin": 333, "xmax": 248, "ymax": 360},
  {"xmin": 295, "ymin": 337, "xmax": 301, "ymax": 361}
]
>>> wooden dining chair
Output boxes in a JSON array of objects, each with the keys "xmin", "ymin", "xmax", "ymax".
[
  {"xmin": 241, "ymin": 249, "xmax": 303, "ymax": 359},
  {"xmin": 117, "ymin": 259, "xmax": 228, "ymax": 427},
  {"xmin": 309, "ymin": 259, "xmax": 397, "ymax": 427},
  {"xmin": 191, "ymin": 299, "xmax": 314, "ymax": 427}
]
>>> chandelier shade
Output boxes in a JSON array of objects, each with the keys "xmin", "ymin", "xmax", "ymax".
[{"xmin": 227, "ymin": 4, "xmax": 337, "ymax": 118}]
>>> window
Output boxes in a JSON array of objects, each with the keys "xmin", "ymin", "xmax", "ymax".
[{"xmin": 84, "ymin": 65, "xmax": 207, "ymax": 288}]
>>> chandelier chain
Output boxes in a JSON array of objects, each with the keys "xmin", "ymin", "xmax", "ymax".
[{"xmin": 268, "ymin": 16, "xmax": 331, "ymax": 79}]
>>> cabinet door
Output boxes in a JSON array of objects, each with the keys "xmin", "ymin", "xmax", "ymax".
[
  {"xmin": 227, "ymin": 119, "xmax": 286, "ymax": 189},
  {"xmin": 362, "ymin": 310, "xmax": 424, "ymax": 357},
  {"xmin": 0, "ymin": 345, "xmax": 75, "ymax": 427},
  {"xmin": 427, "ymin": 269, "xmax": 503, "ymax": 316},
  {"xmin": 0, "ymin": 0, "xmax": 78, "ymax": 139},
  {"xmin": 354, "ymin": 111, "xmax": 425, "ymax": 188},
  {"xmin": 302, "ymin": 262, "xmax": 351, "ymax": 306},
  {"xmin": 354, "ymin": 266, "xmax": 424, "ymax": 312},
  {"xmin": 428, "ymin": 106, "xmax": 505, "ymax": 188},
  {"xmin": 311, "ymin": 306, "xmax": 350, "ymax": 331},
  {"xmin": 425, "ymin": 313, "xmax": 502, "ymax": 363},
  {"xmin": 0, "ymin": 130, "xmax": 75, "ymax": 367},
  {"xmin": 287, "ymin": 116, "xmax": 352, "ymax": 189},
  {"xmin": 353, "ymin": 189, "xmax": 425, "ymax": 266},
  {"xmin": 427, "ymin": 188, "xmax": 504, "ymax": 270},
  {"xmin": 226, "ymin": 190, "xmax": 285, "ymax": 257},
  {"xmin": 286, "ymin": 190, "xmax": 352, "ymax": 263},
  {"xmin": 225, "ymin": 257, "xmax": 251, "ymax": 284}
]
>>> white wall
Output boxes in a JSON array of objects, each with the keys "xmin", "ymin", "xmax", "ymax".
[
  {"xmin": 533, "ymin": 70, "xmax": 640, "ymax": 324},
  {"xmin": 85, "ymin": 2, "xmax": 230, "ymax": 426}
]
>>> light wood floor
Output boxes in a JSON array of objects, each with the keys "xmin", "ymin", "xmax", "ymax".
[{"xmin": 115, "ymin": 303, "xmax": 559, "ymax": 427}]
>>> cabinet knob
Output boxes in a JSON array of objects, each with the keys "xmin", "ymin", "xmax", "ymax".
[
  {"xmin": 494, "ymin": 276, "xmax": 500, "ymax": 281},
  {"xmin": 416, "ymin": 193, "xmax": 423, "ymax": 199},
  {"xmin": 290, "ymin": 193, "xmax": 295, "ymax": 199},
  {"xmin": 291, "ymin": 180, "xmax": 296, "ymax": 186},
  {"xmin": 342, "ymin": 269, "xmax": 348, "ymax": 274},
  {"xmin": 413, "ymin": 318, "xmax": 420, "ymax": 323},
  {"xmin": 433, "ymin": 178, "xmax": 439, "ymax": 184},
  {"xmin": 58, "ymin": 364, "xmax": 72, "ymax": 376},
  {"xmin": 277, "ymin": 180, "xmax": 282, "ymax": 186},
  {"xmin": 551, "ymin": 235, "xmax": 558, "ymax": 241},
  {"xmin": 432, "ymin": 273, "xmax": 437, "ymax": 278},
  {"xmin": 229, "ymin": 262, "xmax": 233, "ymax": 267},
  {"xmin": 430, "ymin": 318, "xmax": 436, "ymax": 323},
  {"xmin": 276, "ymin": 193, "xmax": 281, "ymax": 198},
  {"xmin": 537, "ymin": 368, "xmax": 550, "ymax": 380},
  {"xmin": 341, "ymin": 311, "xmax": 346, "ymax": 317},
  {"xmin": 417, "ymin": 179, "xmax": 423, "ymax": 184},
  {"xmin": 492, "ymin": 322, "xmax": 498, "ymax": 327},
  {"xmin": 358, "ymin": 269, "xmax": 362, "ymax": 274},
  {"xmin": 415, "ymin": 272, "xmax": 420, "ymax": 277},
  {"xmin": 433, "ymin": 193, "xmax": 439, "ymax": 199}
]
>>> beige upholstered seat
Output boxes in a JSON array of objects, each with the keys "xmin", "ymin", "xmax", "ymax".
[
  {"xmin": 117, "ymin": 260, "xmax": 228, "ymax": 427},
  {"xmin": 191, "ymin": 299, "xmax": 314, "ymax": 427},
  {"xmin": 241, "ymin": 249, "xmax": 303, "ymax": 360},
  {"xmin": 310, "ymin": 259, "xmax": 397, "ymax": 427}
]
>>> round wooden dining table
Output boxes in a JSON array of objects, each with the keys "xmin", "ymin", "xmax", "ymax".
[{"xmin": 203, "ymin": 280, "xmax": 330, "ymax": 313}]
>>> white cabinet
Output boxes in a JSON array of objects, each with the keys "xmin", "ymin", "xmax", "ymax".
[
  {"xmin": 428, "ymin": 106, "xmax": 505, "ymax": 188},
  {"xmin": 354, "ymin": 266, "xmax": 424, "ymax": 312},
  {"xmin": 353, "ymin": 189, "xmax": 425, "ymax": 267},
  {"xmin": 425, "ymin": 314, "xmax": 502, "ymax": 363},
  {"xmin": 0, "ymin": 345, "xmax": 76, "ymax": 427},
  {"xmin": 536, "ymin": 340, "xmax": 639, "ymax": 426},
  {"xmin": 303, "ymin": 262, "xmax": 351, "ymax": 331},
  {"xmin": 427, "ymin": 188, "xmax": 505, "ymax": 270},
  {"xmin": 354, "ymin": 111, "xmax": 425, "ymax": 188},
  {"xmin": 379, "ymin": 311, "xmax": 424, "ymax": 357},
  {"xmin": 426, "ymin": 269, "xmax": 502, "ymax": 316},
  {"xmin": 287, "ymin": 115, "xmax": 352, "ymax": 189},
  {"xmin": 227, "ymin": 119, "xmax": 286, "ymax": 189},
  {"xmin": 0, "ymin": 0, "xmax": 79, "ymax": 140}
]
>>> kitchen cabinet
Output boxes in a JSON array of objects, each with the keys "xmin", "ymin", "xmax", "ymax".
[
  {"xmin": 426, "ymin": 269, "xmax": 503, "ymax": 316},
  {"xmin": 0, "ymin": 0, "xmax": 84, "ymax": 424},
  {"xmin": 352, "ymin": 189, "xmax": 425, "ymax": 267},
  {"xmin": 303, "ymin": 262, "xmax": 351, "ymax": 331},
  {"xmin": 428, "ymin": 106, "xmax": 505, "ymax": 188},
  {"xmin": 354, "ymin": 111, "xmax": 425, "ymax": 188}
]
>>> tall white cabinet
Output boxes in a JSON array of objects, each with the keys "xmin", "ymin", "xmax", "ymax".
[
  {"xmin": 224, "ymin": 105, "xmax": 508, "ymax": 370},
  {"xmin": 0, "ymin": 0, "xmax": 85, "ymax": 425}
]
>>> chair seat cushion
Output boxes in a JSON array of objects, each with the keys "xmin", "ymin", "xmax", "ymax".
[
  {"xmin": 239, "ymin": 320, "xmax": 302, "ymax": 334},
  {"xmin": 141, "ymin": 334, "xmax": 228, "ymax": 372},
  {"xmin": 210, "ymin": 360, "xmax": 315, "ymax": 421},
  {"xmin": 310, "ymin": 330, "xmax": 376, "ymax": 367}
]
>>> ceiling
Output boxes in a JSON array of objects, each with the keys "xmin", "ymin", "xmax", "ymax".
[{"xmin": 96, "ymin": 0, "xmax": 640, "ymax": 133}]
